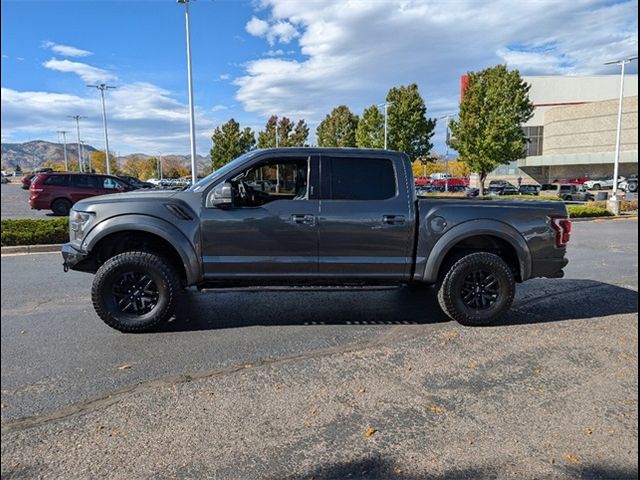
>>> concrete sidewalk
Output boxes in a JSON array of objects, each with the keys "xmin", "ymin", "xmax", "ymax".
[{"xmin": 2, "ymin": 312, "xmax": 637, "ymax": 480}]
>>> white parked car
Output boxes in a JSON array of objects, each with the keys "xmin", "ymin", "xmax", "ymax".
[{"xmin": 583, "ymin": 176, "xmax": 624, "ymax": 190}]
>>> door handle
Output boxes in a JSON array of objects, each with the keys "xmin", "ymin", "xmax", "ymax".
[
  {"xmin": 291, "ymin": 214, "xmax": 316, "ymax": 226},
  {"xmin": 382, "ymin": 215, "xmax": 405, "ymax": 225}
]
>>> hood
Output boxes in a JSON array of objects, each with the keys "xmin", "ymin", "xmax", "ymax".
[{"xmin": 74, "ymin": 189, "xmax": 178, "ymax": 210}]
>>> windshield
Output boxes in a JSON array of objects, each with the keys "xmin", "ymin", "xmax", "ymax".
[{"xmin": 188, "ymin": 150, "xmax": 260, "ymax": 192}]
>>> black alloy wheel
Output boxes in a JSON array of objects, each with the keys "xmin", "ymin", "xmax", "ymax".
[
  {"xmin": 437, "ymin": 252, "xmax": 515, "ymax": 326},
  {"xmin": 459, "ymin": 269, "xmax": 501, "ymax": 310},
  {"xmin": 92, "ymin": 251, "xmax": 180, "ymax": 332},
  {"xmin": 111, "ymin": 272, "xmax": 159, "ymax": 315}
]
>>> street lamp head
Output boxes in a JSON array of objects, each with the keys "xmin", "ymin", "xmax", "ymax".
[
  {"xmin": 604, "ymin": 56, "xmax": 638, "ymax": 65},
  {"xmin": 177, "ymin": 0, "xmax": 189, "ymax": 3}
]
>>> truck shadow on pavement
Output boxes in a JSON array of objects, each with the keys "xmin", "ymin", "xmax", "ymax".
[
  {"xmin": 157, "ymin": 278, "xmax": 638, "ymax": 333},
  {"xmin": 277, "ymin": 456, "xmax": 638, "ymax": 480}
]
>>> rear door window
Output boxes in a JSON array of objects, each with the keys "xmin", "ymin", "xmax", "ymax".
[
  {"xmin": 42, "ymin": 175, "xmax": 69, "ymax": 186},
  {"xmin": 327, "ymin": 157, "xmax": 396, "ymax": 200},
  {"xmin": 71, "ymin": 175, "xmax": 98, "ymax": 189}
]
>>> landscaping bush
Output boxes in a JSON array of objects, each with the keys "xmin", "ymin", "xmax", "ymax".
[
  {"xmin": 589, "ymin": 199, "xmax": 638, "ymax": 213},
  {"xmin": 1, "ymin": 218, "xmax": 69, "ymax": 246},
  {"xmin": 566, "ymin": 205, "xmax": 614, "ymax": 218}
]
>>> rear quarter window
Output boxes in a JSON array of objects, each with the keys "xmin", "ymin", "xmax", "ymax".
[
  {"xmin": 71, "ymin": 175, "xmax": 98, "ymax": 188},
  {"xmin": 42, "ymin": 175, "xmax": 69, "ymax": 186}
]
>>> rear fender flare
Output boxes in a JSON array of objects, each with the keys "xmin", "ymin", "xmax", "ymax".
[{"xmin": 422, "ymin": 219, "xmax": 532, "ymax": 283}]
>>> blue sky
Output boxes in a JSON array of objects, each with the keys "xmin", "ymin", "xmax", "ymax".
[{"xmin": 1, "ymin": 0, "xmax": 638, "ymax": 156}]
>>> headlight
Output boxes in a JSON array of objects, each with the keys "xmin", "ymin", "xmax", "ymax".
[{"xmin": 69, "ymin": 210, "xmax": 93, "ymax": 241}]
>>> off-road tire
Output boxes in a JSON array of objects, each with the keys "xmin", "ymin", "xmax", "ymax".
[
  {"xmin": 91, "ymin": 251, "xmax": 179, "ymax": 332},
  {"xmin": 51, "ymin": 198, "xmax": 72, "ymax": 216},
  {"xmin": 437, "ymin": 252, "xmax": 515, "ymax": 326}
]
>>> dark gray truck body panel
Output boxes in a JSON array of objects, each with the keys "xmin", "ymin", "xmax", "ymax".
[{"xmin": 62, "ymin": 148, "xmax": 568, "ymax": 286}]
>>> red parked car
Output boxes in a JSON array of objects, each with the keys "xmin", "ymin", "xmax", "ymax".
[
  {"xmin": 21, "ymin": 173, "xmax": 37, "ymax": 189},
  {"xmin": 431, "ymin": 177, "xmax": 469, "ymax": 188},
  {"xmin": 554, "ymin": 177, "xmax": 588, "ymax": 185},
  {"xmin": 29, "ymin": 172, "xmax": 136, "ymax": 216}
]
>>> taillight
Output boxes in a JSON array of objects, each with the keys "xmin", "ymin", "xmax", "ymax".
[{"xmin": 550, "ymin": 217, "xmax": 572, "ymax": 247}]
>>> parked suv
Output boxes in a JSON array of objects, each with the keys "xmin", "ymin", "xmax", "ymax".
[
  {"xmin": 519, "ymin": 184, "xmax": 541, "ymax": 196},
  {"xmin": 556, "ymin": 184, "xmax": 594, "ymax": 201},
  {"xmin": 583, "ymin": 176, "xmax": 624, "ymax": 190},
  {"xmin": 620, "ymin": 175, "xmax": 638, "ymax": 193},
  {"xmin": 30, "ymin": 172, "xmax": 136, "ymax": 216}
]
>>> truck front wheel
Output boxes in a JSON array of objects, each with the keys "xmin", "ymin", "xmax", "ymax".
[
  {"xmin": 437, "ymin": 252, "xmax": 515, "ymax": 326},
  {"xmin": 91, "ymin": 251, "xmax": 180, "ymax": 332}
]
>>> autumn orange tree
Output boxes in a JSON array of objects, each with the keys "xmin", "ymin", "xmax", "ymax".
[{"xmin": 89, "ymin": 151, "xmax": 119, "ymax": 175}]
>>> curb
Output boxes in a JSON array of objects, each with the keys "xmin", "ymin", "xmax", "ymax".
[
  {"xmin": 570, "ymin": 215, "xmax": 638, "ymax": 222},
  {"xmin": 1, "ymin": 244, "xmax": 62, "ymax": 255}
]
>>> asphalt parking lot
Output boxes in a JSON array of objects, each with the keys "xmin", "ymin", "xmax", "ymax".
[
  {"xmin": 1, "ymin": 219, "xmax": 637, "ymax": 479},
  {"xmin": 1, "ymin": 182, "xmax": 57, "ymax": 219}
]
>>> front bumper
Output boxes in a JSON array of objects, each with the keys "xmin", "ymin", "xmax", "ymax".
[{"xmin": 61, "ymin": 243, "xmax": 89, "ymax": 272}]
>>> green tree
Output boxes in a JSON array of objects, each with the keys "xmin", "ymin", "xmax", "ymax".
[
  {"xmin": 257, "ymin": 116, "xmax": 309, "ymax": 148},
  {"xmin": 386, "ymin": 84, "xmax": 436, "ymax": 161},
  {"xmin": 356, "ymin": 105, "xmax": 384, "ymax": 148},
  {"xmin": 210, "ymin": 119, "xmax": 256, "ymax": 170},
  {"xmin": 448, "ymin": 65, "xmax": 534, "ymax": 195},
  {"xmin": 316, "ymin": 105, "xmax": 359, "ymax": 147}
]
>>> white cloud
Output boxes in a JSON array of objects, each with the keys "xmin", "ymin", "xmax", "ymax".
[
  {"xmin": 236, "ymin": 0, "xmax": 638, "ymax": 150},
  {"xmin": 246, "ymin": 16, "xmax": 269, "ymax": 37},
  {"xmin": 211, "ymin": 104, "xmax": 229, "ymax": 112},
  {"xmin": 245, "ymin": 16, "xmax": 299, "ymax": 45},
  {"xmin": 43, "ymin": 58, "xmax": 117, "ymax": 83},
  {"xmin": 218, "ymin": 73, "xmax": 231, "ymax": 81},
  {"xmin": 42, "ymin": 41, "xmax": 92, "ymax": 58},
  {"xmin": 264, "ymin": 49, "xmax": 285, "ymax": 57},
  {"xmin": 1, "ymin": 83, "xmax": 214, "ymax": 154}
]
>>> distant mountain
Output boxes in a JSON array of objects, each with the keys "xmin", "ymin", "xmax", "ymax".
[
  {"xmin": 0, "ymin": 140, "xmax": 210, "ymax": 172},
  {"xmin": 1, "ymin": 140, "xmax": 98, "ymax": 170}
]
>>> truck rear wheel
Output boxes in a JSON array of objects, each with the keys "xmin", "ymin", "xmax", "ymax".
[
  {"xmin": 437, "ymin": 252, "xmax": 515, "ymax": 326},
  {"xmin": 91, "ymin": 251, "xmax": 179, "ymax": 332}
]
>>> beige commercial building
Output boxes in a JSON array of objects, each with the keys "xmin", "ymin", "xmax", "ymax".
[{"xmin": 481, "ymin": 75, "xmax": 638, "ymax": 185}]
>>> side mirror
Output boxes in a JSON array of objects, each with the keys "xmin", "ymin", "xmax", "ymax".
[{"xmin": 210, "ymin": 182, "xmax": 233, "ymax": 208}]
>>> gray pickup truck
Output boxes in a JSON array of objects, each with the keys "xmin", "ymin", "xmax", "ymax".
[{"xmin": 62, "ymin": 148, "xmax": 570, "ymax": 332}]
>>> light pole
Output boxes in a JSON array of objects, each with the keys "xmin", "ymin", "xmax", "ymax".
[
  {"xmin": 68, "ymin": 115, "xmax": 86, "ymax": 172},
  {"xmin": 178, "ymin": 0, "xmax": 198, "ymax": 184},
  {"xmin": 439, "ymin": 114, "xmax": 454, "ymax": 192},
  {"xmin": 57, "ymin": 130, "xmax": 69, "ymax": 171},
  {"xmin": 87, "ymin": 83, "xmax": 116, "ymax": 175},
  {"xmin": 80, "ymin": 141, "xmax": 86, "ymax": 171},
  {"xmin": 604, "ymin": 55, "xmax": 637, "ymax": 200},
  {"xmin": 377, "ymin": 102, "xmax": 393, "ymax": 149},
  {"xmin": 158, "ymin": 153, "xmax": 164, "ymax": 181}
]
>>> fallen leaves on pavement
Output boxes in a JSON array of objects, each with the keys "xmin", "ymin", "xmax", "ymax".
[
  {"xmin": 364, "ymin": 427, "xmax": 377, "ymax": 437},
  {"xmin": 429, "ymin": 405, "xmax": 445, "ymax": 414},
  {"xmin": 564, "ymin": 452, "xmax": 580, "ymax": 463},
  {"xmin": 1, "ymin": 403, "xmax": 8, "ymax": 409},
  {"xmin": 116, "ymin": 364, "xmax": 131, "ymax": 370}
]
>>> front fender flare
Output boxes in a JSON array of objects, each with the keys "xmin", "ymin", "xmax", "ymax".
[
  {"xmin": 421, "ymin": 219, "xmax": 532, "ymax": 283},
  {"xmin": 82, "ymin": 215, "xmax": 201, "ymax": 285}
]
